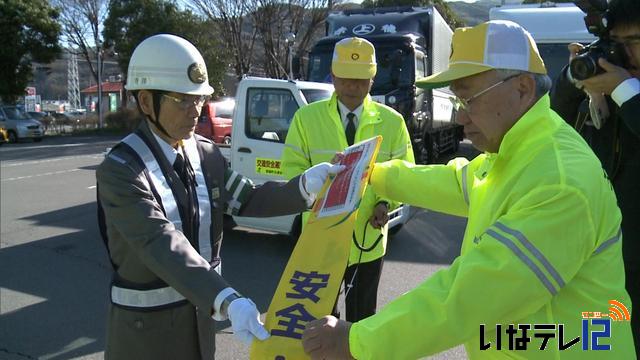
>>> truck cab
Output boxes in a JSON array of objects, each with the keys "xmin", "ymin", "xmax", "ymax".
[
  {"xmin": 228, "ymin": 77, "xmax": 408, "ymax": 237},
  {"xmin": 306, "ymin": 6, "xmax": 460, "ymax": 163}
]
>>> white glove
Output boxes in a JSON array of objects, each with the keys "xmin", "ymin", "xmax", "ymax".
[
  {"xmin": 227, "ymin": 297, "xmax": 270, "ymax": 345},
  {"xmin": 301, "ymin": 162, "xmax": 345, "ymax": 196}
]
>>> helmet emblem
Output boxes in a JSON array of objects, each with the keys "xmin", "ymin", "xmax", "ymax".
[
  {"xmin": 351, "ymin": 53, "xmax": 360, "ymax": 61},
  {"xmin": 188, "ymin": 63, "xmax": 207, "ymax": 84}
]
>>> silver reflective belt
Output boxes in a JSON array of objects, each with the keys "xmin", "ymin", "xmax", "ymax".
[
  {"xmin": 111, "ymin": 285, "xmax": 186, "ymax": 308},
  {"xmin": 111, "ymin": 264, "xmax": 221, "ymax": 308}
]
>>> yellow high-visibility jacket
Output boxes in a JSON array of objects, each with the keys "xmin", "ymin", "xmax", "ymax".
[
  {"xmin": 349, "ymin": 95, "xmax": 635, "ymax": 359},
  {"xmin": 281, "ymin": 92, "xmax": 414, "ymax": 265}
]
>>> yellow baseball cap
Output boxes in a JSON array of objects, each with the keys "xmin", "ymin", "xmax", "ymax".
[
  {"xmin": 417, "ymin": 20, "xmax": 547, "ymax": 89},
  {"xmin": 332, "ymin": 37, "xmax": 377, "ymax": 80}
]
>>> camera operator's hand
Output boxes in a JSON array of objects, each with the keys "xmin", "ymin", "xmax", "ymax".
[
  {"xmin": 568, "ymin": 42, "xmax": 585, "ymax": 61},
  {"xmin": 581, "ymin": 58, "xmax": 633, "ymax": 95}
]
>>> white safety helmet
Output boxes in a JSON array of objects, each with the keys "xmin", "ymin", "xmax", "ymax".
[{"xmin": 125, "ymin": 34, "xmax": 214, "ymax": 95}]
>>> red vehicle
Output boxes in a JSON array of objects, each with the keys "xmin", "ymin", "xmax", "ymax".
[{"xmin": 196, "ymin": 99, "xmax": 234, "ymax": 144}]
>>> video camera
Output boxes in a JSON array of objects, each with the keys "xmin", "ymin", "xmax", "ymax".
[{"xmin": 570, "ymin": 0, "xmax": 628, "ymax": 80}]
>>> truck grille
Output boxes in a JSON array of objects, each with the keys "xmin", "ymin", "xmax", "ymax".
[{"xmin": 27, "ymin": 125, "xmax": 39, "ymax": 129}]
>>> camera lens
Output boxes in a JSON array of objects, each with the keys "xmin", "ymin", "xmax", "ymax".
[{"xmin": 570, "ymin": 54, "xmax": 598, "ymax": 81}]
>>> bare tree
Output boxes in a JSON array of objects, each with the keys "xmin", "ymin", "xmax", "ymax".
[
  {"xmin": 189, "ymin": 0, "xmax": 338, "ymax": 79},
  {"xmin": 246, "ymin": 0, "xmax": 291, "ymax": 78},
  {"xmin": 189, "ymin": 0, "xmax": 259, "ymax": 77},
  {"xmin": 289, "ymin": 0, "xmax": 336, "ymax": 65},
  {"xmin": 54, "ymin": 0, "xmax": 108, "ymax": 86}
]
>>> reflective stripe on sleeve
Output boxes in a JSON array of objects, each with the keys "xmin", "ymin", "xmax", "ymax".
[
  {"xmin": 390, "ymin": 145, "xmax": 407, "ymax": 158},
  {"xmin": 494, "ymin": 222, "xmax": 566, "ymax": 289},
  {"xmin": 461, "ymin": 165, "xmax": 470, "ymax": 206},
  {"xmin": 284, "ymin": 143, "xmax": 306, "ymax": 156},
  {"xmin": 225, "ymin": 169, "xmax": 239, "ymax": 190},
  {"xmin": 485, "ymin": 229, "xmax": 558, "ymax": 295},
  {"xmin": 310, "ymin": 149, "xmax": 338, "ymax": 156},
  {"xmin": 594, "ymin": 228, "xmax": 622, "ymax": 254}
]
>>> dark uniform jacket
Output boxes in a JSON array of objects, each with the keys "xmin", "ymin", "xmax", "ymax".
[{"xmin": 96, "ymin": 121, "xmax": 307, "ymax": 360}]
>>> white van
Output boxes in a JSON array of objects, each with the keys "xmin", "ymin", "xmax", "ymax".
[{"xmin": 226, "ymin": 77, "xmax": 409, "ymax": 237}]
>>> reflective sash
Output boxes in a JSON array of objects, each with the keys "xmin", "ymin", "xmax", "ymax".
[
  {"xmin": 122, "ymin": 134, "xmax": 183, "ymax": 232},
  {"xmin": 183, "ymin": 136, "xmax": 213, "ymax": 262},
  {"xmin": 121, "ymin": 133, "xmax": 213, "ymax": 262}
]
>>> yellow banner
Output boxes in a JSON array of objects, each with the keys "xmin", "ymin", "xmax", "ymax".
[{"xmin": 251, "ymin": 136, "xmax": 382, "ymax": 360}]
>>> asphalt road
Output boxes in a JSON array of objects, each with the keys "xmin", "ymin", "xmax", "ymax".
[{"xmin": 0, "ymin": 135, "xmax": 479, "ymax": 360}]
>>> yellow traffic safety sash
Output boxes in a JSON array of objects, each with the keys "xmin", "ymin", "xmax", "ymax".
[{"xmin": 250, "ymin": 136, "xmax": 382, "ymax": 360}]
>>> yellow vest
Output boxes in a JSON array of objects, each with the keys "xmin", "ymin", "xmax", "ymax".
[
  {"xmin": 282, "ymin": 92, "xmax": 415, "ymax": 265},
  {"xmin": 349, "ymin": 95, "xmax": 635, "ymax": 359}
]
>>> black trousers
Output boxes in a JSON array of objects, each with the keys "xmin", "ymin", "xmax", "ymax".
[{"xmin": 333, "ymin": 257, "xmax": 384, "ymax": 322}]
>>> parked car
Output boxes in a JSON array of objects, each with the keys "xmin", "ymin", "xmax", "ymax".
[
  {"xmin": 0, "ymin": 105, "xmax": 44, "ymax": 142},
  {"xmin": 196, "ymin": 99, "xmax": 234, "ymax": 144}
]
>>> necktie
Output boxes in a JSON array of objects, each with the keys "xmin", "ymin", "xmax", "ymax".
[
  {"xmin": 345, "ymin": 112, "xmax": 356, "ymax": 146},
  {"xmin": 174, "ymin": 151, "xmax": 198, "ymax": 240}
]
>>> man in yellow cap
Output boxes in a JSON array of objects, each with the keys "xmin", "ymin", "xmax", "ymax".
[
  {"xmin": 301, "ymin": 21, "xmax": 635, "ymax": 359},
  {"xmin": 281, "ymin": 37, "xmax": 414, "ymax": 323}
]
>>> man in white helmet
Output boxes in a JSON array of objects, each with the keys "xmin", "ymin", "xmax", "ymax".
[{"xmin": 96, "ymin": 34, "xmax": 342, "ymax": 360}]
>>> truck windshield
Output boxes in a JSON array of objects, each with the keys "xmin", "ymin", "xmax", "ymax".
[
  {"xmin": 301, "ymin": 89, "xmax": 332, "ymax": 104},
  {"xmin": 308, "ymin": 46, "xmax": 413, "ymax": 94},
  {"xmin": 537, "ymin": 43, "xmax": 573, "ymax": 85}
]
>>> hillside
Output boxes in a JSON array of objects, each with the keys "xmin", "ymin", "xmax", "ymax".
[{"xmin": 448, "ymin": 0, "xmax": 525, "ymax": 26}]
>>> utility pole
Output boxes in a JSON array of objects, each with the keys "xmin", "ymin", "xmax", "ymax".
[
  {"xmin": 97, "ymin": 43, "xmax": 103, "ymax": 129},
  {"xmin": 285, "ymin": 32, "xmax": 296, "ymax": 80},
  {"xmin": 67, "ymin": 53, "xmax": 81, "ymax": 110}
]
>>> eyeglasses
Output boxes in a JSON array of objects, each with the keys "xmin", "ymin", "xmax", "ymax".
[
  {"xmin": 162, "ymin": 94, "xmax": 210, "ymax": 110},
  {"xmin": 449, "ymin": 74, "xmax": 521, "ymax": 113}
]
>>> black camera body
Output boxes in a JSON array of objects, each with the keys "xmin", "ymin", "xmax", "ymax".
[{"xmin": 569, "ymin": 0, "xmax": 628, "ymax": 80}]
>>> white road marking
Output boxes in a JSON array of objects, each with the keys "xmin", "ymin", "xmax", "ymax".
[
  {"xmin": 2, "ymin": 168, "xmax": 81, "ymax": 182},
  {"xmin": 87, "ymin": 185, "xmax": 96, "ymax": 189},
  {"xmin": 1, "ymin": 154, "xmax": 103, "ymax": 167},
  {"xmin": 0, "ymin": 141, "xmax": 115, "ymax": 152}
]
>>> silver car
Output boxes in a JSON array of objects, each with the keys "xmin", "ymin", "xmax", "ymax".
[{"xmin": 0, "ymin": 105, "xmax": 44, "ymax": 142}]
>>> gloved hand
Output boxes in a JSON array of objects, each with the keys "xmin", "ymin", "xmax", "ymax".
[
  {"xmin": 227, "ymin": 297, "xmax": 270, "ymax": 345},
  {"xmin": 302, "ymin": 162, "xmax": 345, "ymax": 196}
]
